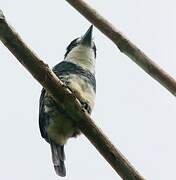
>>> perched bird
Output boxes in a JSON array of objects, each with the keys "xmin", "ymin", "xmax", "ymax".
[{"xmin": 39, "ymin": 25, "xmax": 96, "ymax": 177}]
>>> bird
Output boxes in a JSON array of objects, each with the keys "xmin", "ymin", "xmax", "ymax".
[{"xmin": 39, "ymin": 25, "xmax": 96, "ymax": 177}]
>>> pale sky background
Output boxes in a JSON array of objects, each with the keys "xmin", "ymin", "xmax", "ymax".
[{"xmin": 0, "ymin": 0, "xmax": 176, "ymax": 180}]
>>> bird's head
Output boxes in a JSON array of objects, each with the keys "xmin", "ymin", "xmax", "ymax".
[{"xmin": 64, "ymin": 25, "xmax": 96, "ymax": 60}]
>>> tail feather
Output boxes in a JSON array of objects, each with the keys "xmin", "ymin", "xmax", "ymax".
[{"xmin": 50, "ymin": 141, "xmax": 66, "ymax": 177}]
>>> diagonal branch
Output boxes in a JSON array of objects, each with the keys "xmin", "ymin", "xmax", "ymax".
[
  {"xmin": 65, "ymin": 0, "xmax": 176, "ymax": 96},
  {"xmin": 0, "ymin": 10, "xmax": 145, "ymax": 180}
]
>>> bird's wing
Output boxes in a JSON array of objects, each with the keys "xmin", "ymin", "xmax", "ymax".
[
  {"xmin": 39, "ymin": 88, "xmax": 66, "ymax": 176},
  {"xmin": 39, "ymin": 88, "xmax": 50, "ymax": 142}
]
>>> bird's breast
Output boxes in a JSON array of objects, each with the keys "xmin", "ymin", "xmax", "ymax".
[{"xmin": 60, "ymin": 74, "xmax": 95, "ymax": 110}]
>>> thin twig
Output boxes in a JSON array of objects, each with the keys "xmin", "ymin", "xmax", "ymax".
[
  {"xmin": 0, "ymin": 10, "xmax": 145, "ymax": 180},
  {"xmin": 65, "ymin": 0, "xmax": 176, "ymax": 96}
]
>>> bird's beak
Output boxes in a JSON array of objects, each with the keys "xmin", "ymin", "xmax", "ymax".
[{"xmin": 81, "ymin": 25, "xmax": 93, "ymax": 47}]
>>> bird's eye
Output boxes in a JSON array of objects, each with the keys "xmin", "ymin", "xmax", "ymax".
[
  {"xmin": 66, "ymin": 38, "xmax": 78, "ymax": 51},
  {"xmin": 64, "ymin": 38, "xmax": 79, "ymax": 58}
]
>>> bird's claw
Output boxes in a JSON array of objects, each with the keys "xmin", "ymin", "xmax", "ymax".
[{"xmin": 80, "ymin": 101, "xmax": 91, "ymax": 114}]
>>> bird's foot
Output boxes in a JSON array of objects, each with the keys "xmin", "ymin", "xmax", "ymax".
[{"xmin": 80, "ymin": 101, "xmax": 91, "ymax": 114}]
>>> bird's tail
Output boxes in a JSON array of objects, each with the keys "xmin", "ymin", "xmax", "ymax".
[{"xmin": 50, "ymin": 140, "xmax": 66, "ymax": 177}]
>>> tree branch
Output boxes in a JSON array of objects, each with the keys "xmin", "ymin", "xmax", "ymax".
[
  {"xmin": 65, "ymin": 0, "xmax": 176, "ymax": 96},
  {"xmin": 0, "ymin": 10, "xmax": 145, "ymax": 180}
]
